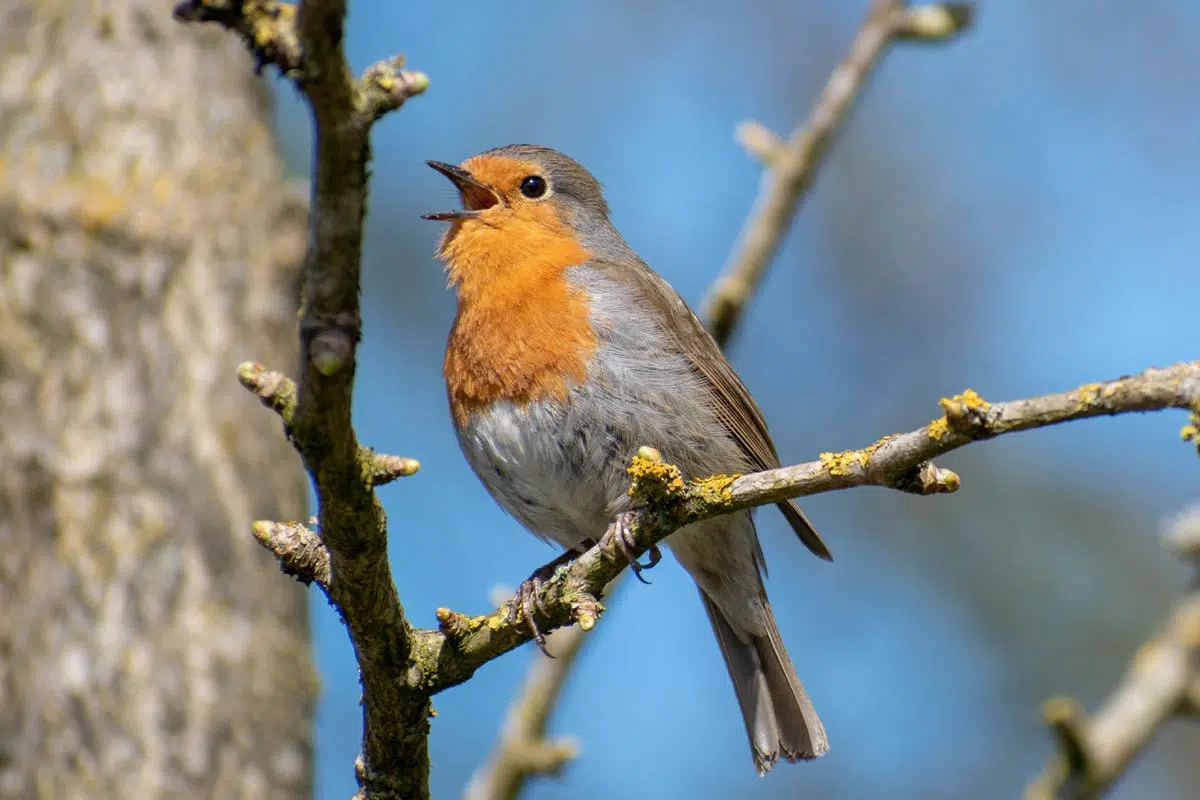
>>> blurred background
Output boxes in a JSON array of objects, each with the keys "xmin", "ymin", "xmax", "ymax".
[{"xmin": 269, "ymin": 2, "xmax": 1199, "ymax": 797}]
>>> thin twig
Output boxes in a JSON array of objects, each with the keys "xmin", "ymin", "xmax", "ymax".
[
  {"xmin": 418, "ymin": 362, "xmax": 1200, "ymax": 692},
  {"xmin": 703, "ymin": 0, "xmax": 971, "ymax": 346},
  {"xmin": 1027, "ymin": 506, "xmax": 1200, "ymax": 800},
  {"xmin": 464, "ymin": 626, "xmax": 588, "ymax": 800}
]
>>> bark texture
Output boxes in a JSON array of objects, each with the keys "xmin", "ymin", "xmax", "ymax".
[{"xmin": 0, "ymin": 0, "xmax": 314, "ymax": 797}]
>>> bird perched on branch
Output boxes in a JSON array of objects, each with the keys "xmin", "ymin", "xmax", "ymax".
[{"xmin": 423, "ymin": 144, "xmax": 830, "ymax": 773}]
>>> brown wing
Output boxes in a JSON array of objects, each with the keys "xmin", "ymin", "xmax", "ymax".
[{"xmin": 591, "ymin": 258, "xmax": 833, "ymax": 562}]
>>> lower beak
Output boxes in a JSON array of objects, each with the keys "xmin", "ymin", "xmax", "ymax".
[
  {"xmin": 422, "ymin": 160, "xmax": 502, "ymax": 221},
  {"xmin": 421, "ymin": 209, "xmax": 479, "ymax": 221}
]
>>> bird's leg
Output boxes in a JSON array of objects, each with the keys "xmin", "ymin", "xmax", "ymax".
[
  {"xmin": 515, "ymin": 547, "xmax": 583, "ymax": 657},
  {"xmin": 599, "ymin": 511, "xmax": 662, "ymax": 584}
]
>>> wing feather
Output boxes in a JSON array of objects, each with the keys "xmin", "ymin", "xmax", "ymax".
[{"xmin": 588, "ymin": 258, "xmax": 833, "ymax": 562}]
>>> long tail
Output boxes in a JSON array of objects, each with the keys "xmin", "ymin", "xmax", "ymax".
[{"xmin": 700, "ymin": 591, "xmax": 829, "ymax": 774}]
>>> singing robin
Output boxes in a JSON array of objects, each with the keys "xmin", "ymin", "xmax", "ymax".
[{"xmin": 423, "ymin": 144, "xmax": 831, "ymax": 773}]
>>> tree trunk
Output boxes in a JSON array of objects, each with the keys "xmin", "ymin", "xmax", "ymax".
[{"xmin": 0, "ymin": 1, "xmax": 314, "ymax": 797}]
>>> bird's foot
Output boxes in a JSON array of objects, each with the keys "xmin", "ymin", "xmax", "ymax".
[
  {"xmin": 516, "ymin": 548, "xmax": 581, "ymax": 657},
  {"xmin": 600, "ymin": 511, "xmax": 662, "ymax": 585}
]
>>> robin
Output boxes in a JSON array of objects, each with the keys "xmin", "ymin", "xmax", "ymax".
[{"xmin": 423, "ymin": 144, "xmax": 831, "ymax": 773}]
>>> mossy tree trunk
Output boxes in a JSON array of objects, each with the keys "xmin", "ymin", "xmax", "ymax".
[{"xmin": 0, "ymin": 0, "xmax": 314, "ymax": 796}]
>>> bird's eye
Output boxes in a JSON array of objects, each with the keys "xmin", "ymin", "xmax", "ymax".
[{"xmin": 519, "ymin": 175, "xmax": 547, "ymax": 199}]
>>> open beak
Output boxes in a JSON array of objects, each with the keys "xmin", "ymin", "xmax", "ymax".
[{"xmin": 421, "ymin": 160, "xmax": 504, "ymax": 221}]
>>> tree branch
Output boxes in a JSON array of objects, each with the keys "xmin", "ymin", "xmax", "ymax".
[
  {"xmin": 703, "ymin": 0, "xmax": 972, "ymax": 346},
  {"xmin": 177, "ymin": 3, "xmax": 428, "ymax": 798},
  {"xmin": 1027, "ymin": 506, "xmax": 1200, "ymax": 800},
  {"xmin": 419, "ymin": 362, "xmax": 1200, "ymax": 692}
]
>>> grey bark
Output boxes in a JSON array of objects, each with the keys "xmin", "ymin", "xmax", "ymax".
[{"xmin": 0, "ymin": 0, "xmax": 314, "ymax": 797}]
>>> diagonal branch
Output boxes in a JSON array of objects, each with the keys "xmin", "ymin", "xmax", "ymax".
[
  {"xmin": 703, "ymin": 0, "xmax": 971, "ymax": 345},
  {"xmin": 177, "ymin": 3, "xmax": 428, "ymax": 798},
  {"xmin": 419, "ymin": 362, "xmax": 1200, "ymax": 692},
  {"xmin": 1026, "ymin": 506, "xmax": 1200, "ymax": 800}
]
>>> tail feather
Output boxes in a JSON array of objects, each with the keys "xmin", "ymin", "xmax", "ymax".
[
  {"xmin": 778, "ymin": 499, "xmax": 833, "ymax": 562},
  {"xmin": 700, "ymin": 591, "xmax": 828, "ymax": 774}
]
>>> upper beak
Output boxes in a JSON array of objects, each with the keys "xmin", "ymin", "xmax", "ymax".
[{"xmin": 422, "ymin": 160, "xmax": 503, "ymax": 221}]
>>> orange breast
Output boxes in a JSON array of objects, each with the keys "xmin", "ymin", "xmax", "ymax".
[{"xmin": 441, "ymin": 205, "xmax": 597, "ymax": 427}]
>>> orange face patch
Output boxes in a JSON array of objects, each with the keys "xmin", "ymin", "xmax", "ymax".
[{"xmin": 436, "ymin": 156, "xmax": 597, "ymax": 425}]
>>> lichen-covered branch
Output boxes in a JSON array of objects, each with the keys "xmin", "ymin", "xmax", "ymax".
[
  {"xmin": 1026, "ymin": 506, "xmax": 1200, "ymax": 800},
  {"xmin": 421, "ymin": 362, "xmax": 1200, "ymax": 691},
  {"xmin": 703, "ymin": 0, "xmax": 972, "ymax": 345},
  {"xmin": 176, "ymin": 3, "xmax": 428, "ymax": 798}
]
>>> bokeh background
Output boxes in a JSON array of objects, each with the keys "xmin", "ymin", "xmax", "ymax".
[{"xmin": 272, "ymin": 2, "xmax": 1199, "ymax": 797}]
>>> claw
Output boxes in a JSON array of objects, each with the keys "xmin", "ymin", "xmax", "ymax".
[
  {"xmin": 642, "ymin": 543, "xmax": 663, "ymax": 569},
  {"xmin": 514, "ymin": 548, "xmax": 583, "ymax": 657},
  {"xmin": 516, "ymin": 576, "xmax": 552, "ymax": 656},
  {"xmin": 601, "ymin": 512, "xmax": 662, "ymax": 584}
]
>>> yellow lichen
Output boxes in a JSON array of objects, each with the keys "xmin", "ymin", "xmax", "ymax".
[
  {"xmin": 252, "ymin": 20, "xmax": 275, "ymax": 49},
  {"xmin": 1076, "ymin": 382, "xmax": 1102, "ymax": 409},
  {"xmin": 938, "ymin": 388, "xmax": 990, "ymax": 413},
  {"xmin": 690, "ymin": 473, "xmax": 739, "ymax": 506},
  {"xmin": 858, "ymin": 434, "xmax": 897, "ymax": 460},
  {"xmin": 820, "ymin": 449, "xmax": 870, "ymax": 476},
  {"xmin": 927, "ymin": 416, "xmax": 951, "ymax": 441},
  {"xmin": 1183, "ymin": 413, "xmax": 1200, "ymax": 453},
  {"xmin": 627, "ymin": 453, "xmax": 685, "ymax": 496}
]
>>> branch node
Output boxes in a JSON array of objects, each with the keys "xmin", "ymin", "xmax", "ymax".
[
  {"xmin": 174, "ymin": 0, "xmax": 304, "ymax": 77},
  {"xmin": 570, "ymin": 595, "xmax": 604, "ymax": 632},
  {"xmin": 928, "ymin": 465, "xmax": 960, "ymax": 493},
  {"xmin": 735, "ymin": 120, "xmax": 785, "ymax": 165},
  {"xmin": 251, "ymin": 519, "xmax": 330, "ymax": 588},
  {"xmin": 893, "ymin": 3, "xmax": 974, "ymax": 41},
  {"xmin": 513, "ymin": 737, "xmax": 581, "ymax": 774},
  {"xmin": 310, "ymin": 328, "xmax": 355, "ymax": 376},
  {"xmin": 939, "ymin": 388, "xmax": 992, "ymax": 434},
  {"xmin": 1042, "ymin": 695, "xmax": 1092, "ymax": 774},
  {"xmin": 364, "ymin": 450, "xmax": 421, "ymax": 485},
  {"xmin": 626, "ymin": 450, "xmax": 685, "ymax": 501},
  {"xmin": 238, "ymin": 361, "xmax": 297, "ymax": 423},
  {"xmin": 358, "ymin": 55, "xmax": 430, "ymax": 124},
  {"xmin": 436, "ymin": 607, "xmax": 485, "ymax": 643},
  {"xmin": 892, "ymin": 461, "xmax": 961, "ymax": 495}
]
